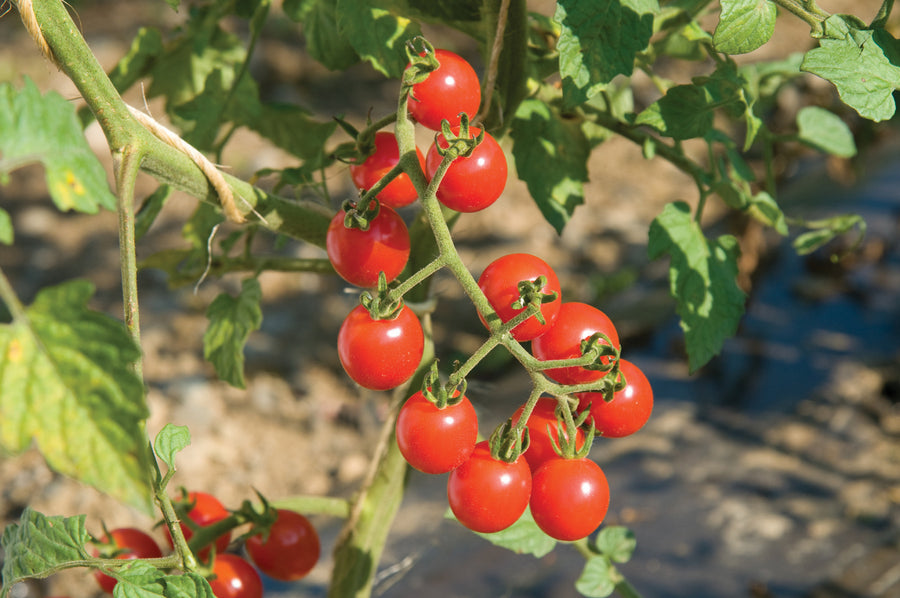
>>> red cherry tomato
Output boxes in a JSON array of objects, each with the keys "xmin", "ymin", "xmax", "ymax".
[
  {"xmin": 245, "ymin": 509, "xmax": 320, "ymax": 581},
  {"xmin": 408, "ymin": 48, "xmax": 481, "ymax": 131},
  {"xmin": 207, "ymin": 554, "xmax": 263, "ymax": 598},
  {"xmin": 447, "ymin": 440, "xmax": 532, "ymax": 533},
  {"xmin": 92, "ymin": 528, "xmax": 163, "ymax": 594},
  {"xmin": 164, "ymin": 491, "xmax": 231, "ymax": 560},
  {"xmin": 425, "ymin": 126, "xmax": 507, "ymax": 213},
  {"xmin": 337, "ymin": 303, "xmax": 424, "ymax": 390},
  {"xmin": 326, "ymin": 204, "xmax": 411, "ymax": 288},
  {"xmin": 512, "ymin": 397, "xmax": 586, "ymax": 473},
  {"xmin": 531, "ymin": 302, "xmax": 621, "ymax": 385},
  {"xmin": 578, "ymin": 358, "xmax": 653, "ymax": 438},
  {"xmin": 349, "ymin": 132, "xmax": 426, "ymax": 209},
  {"xmin": 396, "ymin": 390, "xmax": 479, "ymax": 474},
  {"xmin": 477, "ymin": 253, "xmax": 562, "ymax": 341},
  {"xmin": 530, "ymin": 457, "xmax": 610, "ymax": 541}
]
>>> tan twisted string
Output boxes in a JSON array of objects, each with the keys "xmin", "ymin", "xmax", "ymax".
[{"xmin": 13, "ymin": 0, "xmax": 245, "ymax": 223}]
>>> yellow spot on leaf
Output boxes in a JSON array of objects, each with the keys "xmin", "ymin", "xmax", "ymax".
[{"xmin": 6, "ymin": 338, "xmax": 22, "ymax": 363}]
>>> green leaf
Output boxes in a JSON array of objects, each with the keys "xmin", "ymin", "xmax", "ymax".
[
  {"xmin": 510, "ymin": 98, "xmax": 591, "ymax": 234},
  {"xmin": 793, "ymin": 213, "xmax": 866, "ymax": 256},
  {"xmin": 0, "ymin": 207, "xmax": 11, "ymax": 245},
  {"xmin": 300, "ymin": 0, "xmax": 360, "ymax": 71},
  {"xmin": 108, "ymin": 27, "xmax": 164, "ymax": 92},
  {"xmin": 153, "ymin": 423, "xmax": 191, "ymax": 472},
  {"xmin": 336, "ymin": 0, "xmax": 422, "ymax": 77},
  {"xmin": 801, "ymin": 16, "xmax": 900, "ymax": 122},
  {"xmin": 246, "ymin": 103, "xmax": 339, "ymax": 164},
  {"xmin": 110, "ymin": 561, "xmax": 166, "ymax": 597},
  {"xmin": 449, "ymin": 508, "xmax": 557, "ymax": 557},
  {"xmin": 634, "ymin": 84, "xmax": 716, "ymax": 140},
  {"xmin": 594, "ymin": 526, "xmax": 636, "ymax": 563},
  {"xmin": 713, "ymin": 0, "xmax": 776, "ymax": 55},
  {"xmin": 796, "ymin": 106, "xmax": 857, "ymax": 158},
  {"xmin": 1, "ymin": 508, "xmax": 91, "ymax": 590},
  {"xmin": 748, "ymin": 191, "xmax": 788, "ymax": 235},
  {"xmin": 203, "ymin": 278, "xmax": 263, "ymax": 388},
  {"xmin": 135, "ymin": 186, "xmax": 173, "ymax": 241},
  {"xmin": 163, "ymin": 572, "xmax": 215, "ymax": 598},
  {"xmin": 555, "ymin": 0, "xmax": 659, "ymax": 107},
  {"xmin": 0, "ymin": 281, "xmax": 153, "ymax": 512},
  {"xmin": 648, "ymin": 202, "xmax": 746, "ymax": 372},
  {"xmin": 575, "ymin": 555, "xmax": 616, "ymax": 598},
  {"xmin": 0, "ymin": 78, "xmax": 116, "ymax": 213}
]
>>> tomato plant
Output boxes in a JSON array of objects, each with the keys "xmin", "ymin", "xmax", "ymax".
[
  {"xmin": 326, "ymin": 203, "xmax": 411, "ymax": 288},
  {"xmin": 1, "ymin": 0, "xmax": 887, "ymax": 595},
  {"xmin": 530, "ymin": 457, "xmax": 610, "ymax": 542},
  {"xmin": 337, "ymin": 303, "xmax": 424, "ymax": 390},
  {"xmin": 407, "ymin": 48, "xmax": 481, "ymax": 131},
  {"xmin": 349, "ymin": 131, "xmax": 425, "ymax": 209},
  {"xmin": 164, "ymin": 491, "xmax": 231, "ymax": 560},
  {"xmin": 396, "ymin": 389, "xmax": 479, "ymax": 474},
  {"xmin": 207, "ymin": 554, "xmax": 263, "ymax": 598},
  {"xmin": 447, "ymin": 440, "xmax": 532, "ymax": 534},
  {"xmin": 531, "ymin": 302, "xmax": 621, "ymax": 385},
  {"xmin": 425, "ymin": 126, "xmax": 507, "ymax": 213},
  {"xmin": 578, "ymin": 359, "xmax": 654, "ymax": 438},
  {"xmin": 512, "ymin": 397, "xmax": 586, "ymax": 473},
  {"xmin": 92, "ymin": 528, "xmax": 163, "ymax": 593},
  {"xmin": 245, "ymin": 509, "xmax": 320, "ymax": 582},
  {"xmin": 477, "ymin": 253, "xmax": 561, "ymax": 341}
]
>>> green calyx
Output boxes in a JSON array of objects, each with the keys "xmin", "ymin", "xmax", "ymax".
[
  {"xmin": 510, "ymin": 275, "xmax": 558, "ymax": 326},
  {"xmin": 435, "ymin": 113, "xmax": 484, "ymax": 160},
  {"xmin": 341, "ymin": 198, "xmax": 380, "ymax": 231},
  {"xmin": 489, "ymin": 417, "xmax": 530, "ymax": 463},
  {"xmin": 421, "ymin": 361, "xmax": 468, "ymax": 409},
  {"xmin": 402, "ymin": 36, "xmax": 439, "ymax": 87},
  {"xmin": 359, "ymin": 273, "xmax": 404, "ymax": 320}
]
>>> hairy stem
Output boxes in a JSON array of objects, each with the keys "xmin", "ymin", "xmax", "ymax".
[{"xmin": 114, "ymin": 146, "xmax": 144, "ymax": 378}]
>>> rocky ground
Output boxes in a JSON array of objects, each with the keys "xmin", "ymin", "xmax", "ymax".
[{"xmin": 2, "ymin": 1, "xmax": 899, "ymax": 597}]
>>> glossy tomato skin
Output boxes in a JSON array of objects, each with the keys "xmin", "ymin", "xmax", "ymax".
[
  {"xmin": 425, "ymin": 127, "xmax": 507, "ymax": 213},
  {"xmin": 349, "ymin": 132, "xmax": 426, "ymax": 209},
  {"xmin": 207, "ymin": 554, "xmax": 263, "ymax": 598},
  {"xmin": 577, "ymin": 358, "xmax": 653, "ymax": 438},
  {"xmin": 396, "ymin": 390, "xmax": 479, "ymax": 474},
  {"xmin": 245, "ymin": 509, "xmax": 320, "ymax": 581},
  {"xmin": 165, "ymin": 491, "xmax": 231, "ymax": 560},
  {"xmin": 477, "ymin": 253, "xmax": 561, "ymax": 341},
  {"xmin": 326, "ymin": 205, "xmax": 410, "ymax": 288},
  {"xmin": 408, "ymin": 49, "xmax": 481, "ymax": 131},
  {"xmin": 531, "ymin": 302, "xmax": 621, "ymax": 385},
  {"xmin": 530, "ymin": 457, "xmax": 610, "ymax": 541},
  {"xmin": 337, "ymin": 303, "xmax": 424, "ymax": 390},
  {"xmin": 512, "ymin": 397, "xmax": 586, "ymax": 473},
  {"xmin": 447, "ymin": 440, "xmax": 532, "ymax": 533},
  {"xmin": 93, "ymin": 528, "xmax": 164, "ymax": 593}
]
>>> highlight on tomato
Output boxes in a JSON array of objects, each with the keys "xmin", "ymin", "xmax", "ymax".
[
  {"xmin": 425, "ymin": 126, "xmax": 507, "ymax": 213},
  {"xmin": 477, "ymin": 253, "xmax": 561, "ymax": 341},
  {"xmin": 326, "ymin": 203, "xmax": 411, "ymax": 288},
  {"xmin": 408, "ymin": 48, "xmax": 481, "ymax": 131},
  {"xmin": 530, "ymin": 457, "xmax": 610, "ymax": 541},
  {"xmin": 207, "ymin": 553, "xmax": 263, "ymax": 598},
  {"xmin": 396, "ymin": 389, "xmax": 479, "ymax": 474}
]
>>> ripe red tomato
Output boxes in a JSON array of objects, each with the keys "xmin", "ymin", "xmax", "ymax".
[
  {"xmin": 577, "ymin": 358, "xmax": 653, "ymax": 438},
  {"xmin": 447, "ymin": 440, "xmax": 532, "ymax": 534},
  {"xmin": 512, "ymin": 397, "xmax": 586, "ymax": 473},
  {"xmin": 408, "ymin": 48, "xmax": 481, "ymax": 131},
  {"xmin": 164, "ymin": 491, "xmax": 231, "ymax": 560},
  {"xmin": 337, "ymin": 303, "xmax": 424, "ymax": 390},
  {"xmin": 349, "ymin": 132, "xmax": 426, "ymax": 209},
  {"xmin": 245, "ymin": 509, "xmax": 320, "ymax": 581},
  {"xmin": 531, "ymin": 302, "xmax": 621, "ymax": 385},
  {"xmin": 396, "ymin": 390, "xmax": 479, "ymax": 474},
  {"xmin": 92, "ymin": 528, "xmax": 163, "ymax": 593},
  {"xmin": 326, "ymin": 204, "xmax": 410, "ymax": 288},
  {"xmin": 207, "ymin": 554, "xmax": 263, "ymax": 598},
  {"xmin": 477, "ymin": 253, "xmax": 562, "ymax": 341},
  {"xmin": 530, "ymin": 457, "xmax": 610, "ymax": 541},
  {"xmin": 425, "ymin": 126, "xmax": 507, "ymax": 213}
]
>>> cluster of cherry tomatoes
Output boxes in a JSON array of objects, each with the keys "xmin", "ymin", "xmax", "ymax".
[
  {"xmin": 325, "ymin": 45, "xmax": 654, "ymax": 543},
  {"xmin": 91, "ymin": 491, "xmax": 319, "ymax": 598}
]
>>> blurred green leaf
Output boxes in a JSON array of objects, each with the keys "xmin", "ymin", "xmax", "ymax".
[
  {"xmin": 447, "ymin": 508, "xmax": 557, "ymax": 557},
  {"xmin": 575, "ymin": 555, "xmax": 616, "ymax": 597},
  {"xmin": 796, "ymin": 106, "xmax": 857, "ymax": 158},
  {"xmin": 299, "ymin": 0, "xmax": 360, "ymax": 71},
  {"xmin": 153, "ymin": 423, "xmax": 191, "ymax": 472},
  {"xmin": 0, "ymin": 79, "xmax": 116, "ymax": 214},
  {"xmin": 336, "ymin": 0, "xmax": 422, "ymax": 77},
  {"xmin": 0, "ymin": 207, "xmax": 11, "ymax": 245},
  {"xmin": 594, "ymin": 526, "xmax": 636, "ymax": 563},
  {"xmin": 635, "ymin": 83, "xmax": 716, "ymax": 140}
]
